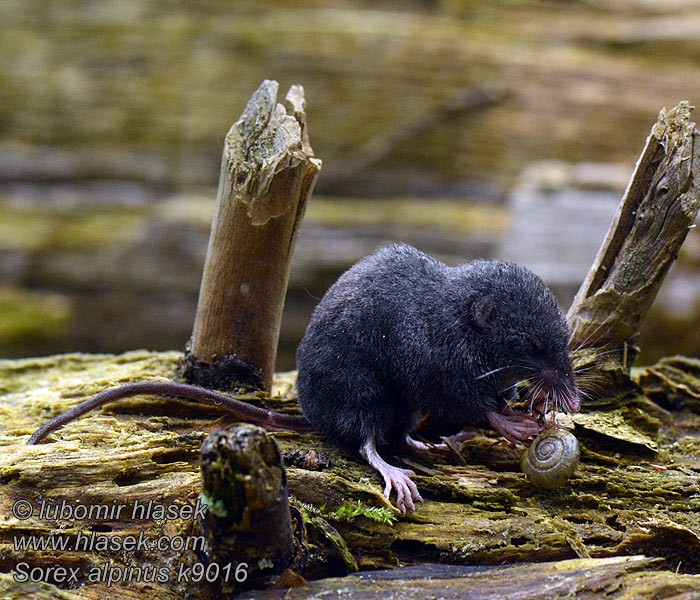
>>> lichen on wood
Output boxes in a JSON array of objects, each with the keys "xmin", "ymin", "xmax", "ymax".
[
  {"xmin": 4, "ymin": 98, "xmax": 700, "ymax": 595},
  {"xmin": 559, "ymin": 103, "xmax": 700, "ymax": 506}
]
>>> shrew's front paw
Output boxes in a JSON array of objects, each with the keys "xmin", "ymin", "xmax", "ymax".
[{"xmin": 487, "ymin": 410, "xmax": 541, "ymax": 445}]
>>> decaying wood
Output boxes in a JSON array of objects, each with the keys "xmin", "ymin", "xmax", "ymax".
[
  {"xmin": 3, "ymin": 98, "xmax": 700, "ymax": 596},
  {"xmin": 567, "ymin": 102, "xmax": 700, "ymax": 370},
  {"xmin": 7, "ymin": 2, "xmax": 700, "ymax": 363},
  {"xmin": 322, "ymin": 82, "xmax": 509, "ymax": 188},
  {"xmin": 187, "ymin": 80, "xmax": 321, "ymax": 392},
  {"xmin": 198, "ymin": 425, "xmax": 296, "ymax": 594},
  {"xmin": 3, "ymin": 350, "xmax": 700, "ymax": 599},
  {"xmin": 245, "ymin": 556, "xmax": 700, "ymax": 599},
  {"xmin": 5, "ymin": 2, "xmax": 700, "ymax": 198}
]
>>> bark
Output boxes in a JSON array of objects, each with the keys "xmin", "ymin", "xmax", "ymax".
[{"xmin": 198, "ymin": 425, "xmax": 296, "ymax": 594}]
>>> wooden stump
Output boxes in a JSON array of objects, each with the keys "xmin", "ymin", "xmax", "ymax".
[
  {"xmin": 185, "ymin": 80, "xmax": 322, "ymax": 392},
  {"xmin": 198, "ymin": 425, "xmax": 297, "ymax": 593}
]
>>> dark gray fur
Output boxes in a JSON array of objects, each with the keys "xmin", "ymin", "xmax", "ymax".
[{"xmin": 296, "ymin": 244, "xmax": 575, "ymax": 449}]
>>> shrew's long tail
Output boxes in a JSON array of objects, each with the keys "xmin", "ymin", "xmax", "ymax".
[{"xmin": 27, "ymin": 381, "xmax": 313, "ymax": 445}]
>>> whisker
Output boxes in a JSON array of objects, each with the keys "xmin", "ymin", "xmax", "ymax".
[
  {"xmin": 476, "ymin": 366, "xmax": 513, "ymax": 380},
  {"xmin": 576, "ymin": 383, "xmax": 604, "ymax": 404},
  {"xmin": 575, "ymin": 370, "xmax": 608, "ymax": 385},
  {"xmin": 568, "ymin": 318, "xmax": 580, "ymax": 345},
  {"xmin": 499, "ymin": 375, "xmax": 537, "ymax": 393},
  {"xmin": 572, "ymin": 348, "xmax": 622, "ymax": 365},
  {"xmin": 575, "ymin": 371, "xmax": 607, "ymax": 382},
  {"xmin": 527, "ymin": 389, "xmax": 537, "ymax": 412},
  {"xmin": 568, "ymin": 296, "xmax": 629, "ymax": 351},
  {"xmin": 528, "ymin": 380, "xmax": 545, "ymax": 411},
  {"xmin": 577, "ymin": 389, "xmax": 594, "ymax": 402},
  {"xmin": 570, "ymin": 319, "xmax": 608, "ymax": 351},
  {"xmin": 572, "ymin": 365, "xmax": 604, "ymax": 374},
  {"xmin": 476, "ymin": 362, "xmax": 537, "ymax": 381}
]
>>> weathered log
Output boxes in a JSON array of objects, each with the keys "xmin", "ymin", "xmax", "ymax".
[
  {"xmin": 4, "ymin": 84, "xmax": 700, "ymax": 596},
  {"xmin": 185, "ymin": 80, "xmax": 321, "ymax": 392},
  {"xmin": 567, "ymin": 102, "xmax": 700, "ymax": 378},
  {"xmin": 244, "ymin": 556, "xmax": 700, "ymax": 600},
  {"xmin": 4, "ymin": 2, "xmax": 700, "ymax": 198},
  {"xmin": 321, "ymin": 82, "xmax": 509, "ymax": 188},
  {"xmin": 7, "ymin": 1, "xmax": 700, "ymax": 364},
  {"xmin": 3, "ymin": 350, "xmax": 700, "ymax": 598}
]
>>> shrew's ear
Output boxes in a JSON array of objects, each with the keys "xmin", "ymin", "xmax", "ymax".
[{"xmin": 471, "ymin": 295, "xmax": 495, "ymax": 330}]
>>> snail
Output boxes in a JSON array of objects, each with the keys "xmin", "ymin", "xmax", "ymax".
[{"xmin": 521, "ymin": 428, "xmax": 580, "ymax": 489}]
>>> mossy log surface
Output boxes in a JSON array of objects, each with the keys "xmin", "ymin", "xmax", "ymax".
[{"xmin": 2, "ymin": 351, "xmax": 700, "ymax": 598}]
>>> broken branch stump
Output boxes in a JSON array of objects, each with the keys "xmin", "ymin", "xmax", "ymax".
[
  {"xmin": 567, "ymin": 102, "xmax": 700, "ymax": 377},
  {"xmin": 198, "ymin": 425, "xmax": 298, "ymax": 594},
  {"xmin": 185, "ymin": 80, "xmax": 322, "ymax": 392}
]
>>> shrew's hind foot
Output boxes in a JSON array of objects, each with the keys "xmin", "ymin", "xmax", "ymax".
[{"xmin": 361, "ymin": 438, "xmax": 423, "ymax": 513}]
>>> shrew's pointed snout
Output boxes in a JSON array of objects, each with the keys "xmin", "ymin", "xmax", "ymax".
[
  {"xmin": 540, "ymin": 368, "xmax": 559, "ymax": 388},
  {"xmin": 538, "ymin": 368, "xmax": 580, "ymax": 414}
]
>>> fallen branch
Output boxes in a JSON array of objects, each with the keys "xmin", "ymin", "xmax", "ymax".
[{"xmin": 567, "ymin": 102, "xmax": 699, "ymax": 380}]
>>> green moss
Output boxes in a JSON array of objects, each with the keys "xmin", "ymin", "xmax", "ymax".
[
  {"xmin": 571, "ymin": 410, "xmax": 658, "ymax": 453},
  {"xmin": 290, "ymin": 499, "xmax": 321, "ymax": 523},
  {"xmin": 3, "ymin": 349, "xmax": 700, "ymax": 574},
  {"xmin": 290, "ymin": 498, "xmax": 397, "ymax": 525},
  {"xmin": 199, "ymin": 491, "xmax": 228, "ymax": 518},
  {"xmin": 0, "ymin": 349, "xmax": 181, "ymax": 400},
  {"xmin": 332, "ymin": 500, "xmax": 398, "ymax": 525},
  {"xmin": 51, "ymin": 212, "xmax": 144, "ymax": 249},
  {"xmin": 0, "ymin": 204, "xmax": 143, "ymax": 251}
]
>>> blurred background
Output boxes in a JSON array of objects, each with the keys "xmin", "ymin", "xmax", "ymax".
[{"xmin": 1, "ymin": 0, "xmax": 699, "ymax": 369}]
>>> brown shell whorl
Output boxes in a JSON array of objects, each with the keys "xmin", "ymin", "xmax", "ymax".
[{"xmin": 521, "ymin": 428, "xmax": 580, "ymax": 489}]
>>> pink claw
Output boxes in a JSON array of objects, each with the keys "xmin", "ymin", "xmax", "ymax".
[
  {"xmin": 361, "ymin": 438, "xmax": 424, "ymax": 512},
  {"xmin": 487, "ymin": 409, "xmax": 541, "ymax": 445}
]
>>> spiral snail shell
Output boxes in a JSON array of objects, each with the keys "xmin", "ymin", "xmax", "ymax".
[{"xmin": 521, "ymin": 428, "xmax": 580, "ymax": 489}]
